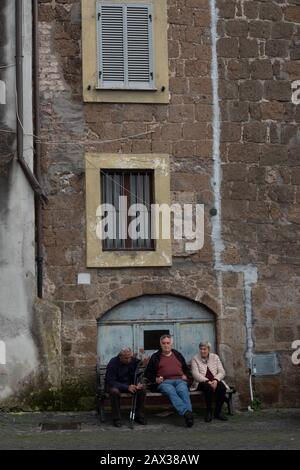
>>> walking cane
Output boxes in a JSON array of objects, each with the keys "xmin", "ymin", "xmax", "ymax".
[{"xmin": 129, "ymin": 359, "xmax": 143, "ymax": 429}]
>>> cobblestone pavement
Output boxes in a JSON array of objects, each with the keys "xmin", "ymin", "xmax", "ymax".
[{"xmin": 0, "ymin": 409, "xmax": 299, "ymax": 450}]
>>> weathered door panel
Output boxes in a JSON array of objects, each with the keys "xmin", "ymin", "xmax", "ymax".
[
  {"xmin": 97, "ymin": 324, "xmax": 133, "ymax": 365},
  {"xmin": 178, "ymin": 322, "xmax": 216, "ymax": 363},
  {"xmin": 97, "ymin": 295, "xmax": 216, "ymax": 366},
  {"xmin": 99, "ymin": 295, "xmax": 214, "ymax": 322}
]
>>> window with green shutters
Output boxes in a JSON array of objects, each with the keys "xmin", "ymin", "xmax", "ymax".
[{"xmin": 96, "ymin": 2, "xmax": 155, "ymax": 90}]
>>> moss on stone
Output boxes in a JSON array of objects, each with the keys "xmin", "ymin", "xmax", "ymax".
[{"xmin": 0, "ymin": 380, "xmax": 96, "ymax": 412}]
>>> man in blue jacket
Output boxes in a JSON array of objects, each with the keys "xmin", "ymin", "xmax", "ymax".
[{"xmin": 105, "ymin": 347, "xmax": 146, "ymax": 427}]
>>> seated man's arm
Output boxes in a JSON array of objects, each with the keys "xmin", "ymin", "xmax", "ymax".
[
  {"xmin": 214, "ymin": 356, "xmax": 226, "ymax": 382},
  {"xmin": 106, "ymin": 360, "xmax": 131, "ymax": 393}
]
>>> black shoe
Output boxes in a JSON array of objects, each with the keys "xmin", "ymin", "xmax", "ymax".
[
  {"xmin": 135, "ymin": 415, "xmax": 147, "ymax": 425},
  {"xmin": 214, "ymin": 413, "xmax": 228, "ymax": 421},
  {"xmin": 205, "ymin": 410, "xmax": 213, "ymax": 423},
  {"xmin": 184, "ymin": 411, "xmax": 194, "ymax": 428},
  {"xmin": 113, "ymin": 420, "xmax": 122, "ymax": 427}
]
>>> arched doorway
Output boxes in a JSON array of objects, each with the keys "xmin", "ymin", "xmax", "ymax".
[{"xmin": 97, "ymin": 295, "xmax": 216, "ymax": 365}]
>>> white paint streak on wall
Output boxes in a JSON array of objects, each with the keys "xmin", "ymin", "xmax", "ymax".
[
  {"xmin": 209, "ymin": 0, "xmax": 225, "ymax": 319},
  {"xmin": 209, "ymin": 0, "xmax": 258, "ymax": 369}
]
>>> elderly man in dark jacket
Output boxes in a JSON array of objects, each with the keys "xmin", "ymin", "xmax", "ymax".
[
  {"xmin": 105, "ymin": 348, "xmax": 146, "ymax": 427},
  {"xmin": 144, "ymin": 335, "xmax": 194, "ymax": 427}
]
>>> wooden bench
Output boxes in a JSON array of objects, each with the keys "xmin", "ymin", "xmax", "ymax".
[{"xmin": 96, "ymin": 363, "xmax": 236, "ymax": 423}]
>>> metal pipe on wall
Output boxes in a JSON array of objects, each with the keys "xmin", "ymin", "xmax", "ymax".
[
  {"xmin": 16, "ymin": 0, "xmax": 46, "ymax": 297},
  {"xmin": 15, "ymin": 0, "xmax": 23, "ymax": 163},
  {"xmin": 16, "ymin": 0, "xmax": 44, "ymax": 198},
  {"xmin": 32, "ymin": 0, "xmax": 43, "ymax": 298}
]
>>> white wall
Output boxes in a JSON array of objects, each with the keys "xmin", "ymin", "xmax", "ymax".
[{"xmin": 0, "ymin": 0, "xmax": 38, "ymax": 400}]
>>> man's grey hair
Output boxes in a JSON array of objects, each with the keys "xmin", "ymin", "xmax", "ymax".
[
  {"xmin": 199, "ymin": 341, "xmax": 211, "ymax": 349},
  {"xmin": 119, "ymin": 347, "xmax": 133, "ymax": 356},
  {"xmin": 160, "ymin": 334, "xmax": 173, "ymax": 342}
]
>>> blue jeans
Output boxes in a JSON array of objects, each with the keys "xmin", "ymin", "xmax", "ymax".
[{"xmin": 157, "ymin": 380, "xmax": 192, "ymax": 416}]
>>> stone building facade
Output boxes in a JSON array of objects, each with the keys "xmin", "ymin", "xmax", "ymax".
[{"xmin": 1, "ymin": 0, "xmax": 300, "ymax": 410}]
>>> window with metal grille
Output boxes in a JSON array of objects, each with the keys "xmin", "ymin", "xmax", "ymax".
[
  {"xmin": 96, "ymin": 2, "xmax": 154, "ymax": 90},
  {"xmin": 101, "ymin": 170, "xmax": 154, "ymax": 250}
]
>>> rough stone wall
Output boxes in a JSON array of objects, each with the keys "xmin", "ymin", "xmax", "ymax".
[
  {"xmin": 217, "ymin": 0, "xmax": 300, "ymax": 405},
  {"xmin": 37, "ymin": 0, "xmax": 300, "ymax": 408}
]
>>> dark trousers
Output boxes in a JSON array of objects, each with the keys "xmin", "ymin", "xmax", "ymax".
[
  {"xmin": 198, "ymin": 381, "xmax": 226, "ymax": 416},
  {"xmin": 108, "ymin": 387, "xmax": 146, "ymax": 421}
]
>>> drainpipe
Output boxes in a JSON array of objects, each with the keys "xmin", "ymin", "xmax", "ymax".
[
  {"xmin": 32, "ymin": 0, "xmax": 44, "ymax": 298},
  {"xmin": 16, "ymin": 0, "xmax": 45, "ymax": 199},
  {"xmin": 16, "ymin": 0, "xmax": 46, "ymax": 297}
]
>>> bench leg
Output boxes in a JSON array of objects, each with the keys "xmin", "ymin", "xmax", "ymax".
[
  {"xmin": 97, "ymin": 396, "xmax": 106, "ymax": 423},
  {"xmin": 227, "ymin": 394, "xmax": 234, "ymax": 416},
  {"xmin": 96, "ymin": 398, "xmax": 100, "ymax": 420}
]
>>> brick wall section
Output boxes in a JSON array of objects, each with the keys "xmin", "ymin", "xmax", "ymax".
[{"xmin": 37, "ymin": 0, "xmax": 300, "ymax": 406}]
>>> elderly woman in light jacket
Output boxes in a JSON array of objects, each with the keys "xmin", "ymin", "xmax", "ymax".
[{"xmin": 191, "ymin": 341, "xmax": 228, "ymax": 422}]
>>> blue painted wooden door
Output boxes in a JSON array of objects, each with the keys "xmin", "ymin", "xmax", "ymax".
[{"xmin": 97, "ymin": 295, "xmax": 216, "ymax": 365}]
